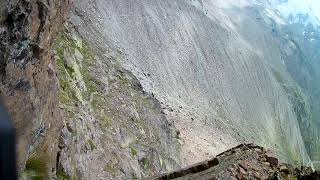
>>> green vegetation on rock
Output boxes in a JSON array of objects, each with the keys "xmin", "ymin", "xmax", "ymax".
[
  {"xmin": 22, "ymin": 152, "xmax": 49, "ymax": 180},
  {"xmin": 56, "ymin": 166, "xmax": 73, "ymax": 180},
  {"xmin": 130, "ymin": 145, "xmax": 138, "ymax": 157},
  {"xmin": 88, "ymin": 139, "xmax": 97, "ymax": 150},
  {"xmin": 103, "ymin": 165, "xmax": 119, "ymax": 177}
]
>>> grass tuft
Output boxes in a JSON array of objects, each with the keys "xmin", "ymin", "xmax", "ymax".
[{"xmin": 24, "ymin": 152, "xmax": 49, "ymax": 180}]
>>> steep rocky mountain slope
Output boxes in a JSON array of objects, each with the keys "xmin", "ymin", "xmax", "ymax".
[
  {"xmin": 1, "ymin": 0, "xmax": 319, "ymax": 179},
  {"xmin": 52, "ymin": 0, "xmax": 319, "ymax": 178},
  {"xmin": 62, "ymin": 0, "xmax": 314, "ymax": 171},
  {"xmin": 279, "ymin": 18, "xmax": 320, "ymax": 167}
]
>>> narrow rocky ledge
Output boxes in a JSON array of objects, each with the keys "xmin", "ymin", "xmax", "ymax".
[{"xmin": 154, "ymin": 144, "xmax": 319, "ymax": 179}]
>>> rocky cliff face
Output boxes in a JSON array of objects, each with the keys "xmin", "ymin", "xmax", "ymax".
[
  {"xmin": 1, "ymin": 0, "xmax": 319, "ymax": 179},
  {"xmin": 0, "ymin": 0, "xmax": 72, "ymax": 177}
]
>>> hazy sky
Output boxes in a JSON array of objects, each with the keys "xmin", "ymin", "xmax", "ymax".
[{"xmin": 277, "ymin": 0, "xmax": 320, "ymax": 24}]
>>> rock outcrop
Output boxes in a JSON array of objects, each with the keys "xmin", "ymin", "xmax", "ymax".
[
  {"xmin": 0, "ymin": 0, "xmax": 72, "ymax": 177},
  {"xmin": 155, "ymin": 144, "xmax": 319, "ymax": 180}
]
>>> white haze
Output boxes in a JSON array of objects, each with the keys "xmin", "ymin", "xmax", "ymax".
[
  {"xmin": 276, "ymin": 0, "xmax": 320, "ymax": 25},
  {"xmin": 208, "ymin": 0, "xmax": 320, "ymax": 25}
]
